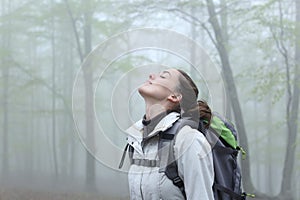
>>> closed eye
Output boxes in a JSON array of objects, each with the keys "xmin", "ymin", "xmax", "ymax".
[{"xmin": 159, "ymin": 71, "xmax": 171, "ymax": 78}]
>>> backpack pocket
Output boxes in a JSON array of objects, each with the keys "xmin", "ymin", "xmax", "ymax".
[{"xmin": 232, "ymin": 150, "xmax": 242, "ymax": 194}]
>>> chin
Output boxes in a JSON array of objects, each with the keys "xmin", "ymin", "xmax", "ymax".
[
  {"xmin": 138, "ymin": 86, "xmax": 155, "ymax": 99},
  {"xmin": 138, "ymin": 85, "xmax": 143, "ymax": 94},
  {"xmin": 138, "ymin": 87, "xmax": 148, "ymax": 98}
]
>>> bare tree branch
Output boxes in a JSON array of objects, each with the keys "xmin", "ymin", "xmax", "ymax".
[
  {"xmin": 278, "ymin": 0, "xmax": 292, "ymax": 117},
  {"xmin": 63, "ymin": 0, "xmax": 84, "ymax": 62},
  {"xmin": 11, "ymin": 58, "xmax": 73, "ymax": 119},
  {"xmin": 167, "ymin": 8, "xmax": 219, "ymax": 47},
  {"xmin": 269, "ymin": 25, "xmax": 286, "ymax": 55}
]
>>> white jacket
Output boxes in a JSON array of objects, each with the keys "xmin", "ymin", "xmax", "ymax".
[{"xmin": 126, "ymin": 112, "xmax": 215, "ymax": 200}]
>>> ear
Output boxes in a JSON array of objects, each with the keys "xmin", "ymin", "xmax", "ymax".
[{"xmin": 167, "ymin": 93, "xmax": 182, "ymax": 103}]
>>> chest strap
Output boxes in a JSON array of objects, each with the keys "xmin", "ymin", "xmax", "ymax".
[{"xmin": 131, "ymin": 158, "xmax": 159, "ymax": 167}]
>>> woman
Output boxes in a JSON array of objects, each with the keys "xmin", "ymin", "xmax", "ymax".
[{"xmin": 125, "ymin": 68, "xmax": 214, "ymax": 200}]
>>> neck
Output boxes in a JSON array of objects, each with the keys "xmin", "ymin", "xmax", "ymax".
[{"xmin": 144, "ymin": 100, "xmax": 168, "ymax": 120}]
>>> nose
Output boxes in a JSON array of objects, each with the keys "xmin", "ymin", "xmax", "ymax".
[{"xmin": 149, "ymin": 73, "xmax": 155, "ymax": 80}]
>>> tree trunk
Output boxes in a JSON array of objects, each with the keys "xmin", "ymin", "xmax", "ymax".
[
  {"xmin": 1, "ymin": 0, "xmax": 11, "ymax": 178},
  {"xmin": 60, "ymin": 15, "xmax": 74, "ymax": 178},
  {"xmin": 51, "ymin": 0, "xmax": 58, "ymax": 177},
  {"xmin": 64, "ymin": 0, "xmax": 96, "ymax": 189},
  {"xmin": 279, "ymin": 0, "xmax": 300, "ymax": 198},
  {"xmin": 82, "ymin": 0, "xmax": 96, "ymax": 190},
  {"xmin": 84, "ymin": 66, "xmax": 96, "ymax": 189},
  {"xmin": 205, "ymin": 0, "xmax": 255, "ymax": 192},
  {"xmin": 220, "ymin": 0, "xmax": 232, "ymax": 120},
  {"xmin": 2, "ymin": 54, "xmax": 9, "ymax": 178},
  {"xmin": 69, "ymin": 38, "xmax": 76, "ymax": 178},
  {"xmin": 267, "ymin": 97, "xmax": 273, "ymax": 194},
  {"xmin": 190, "ymin": 6, "xmax": 196, "ymax": 79}
]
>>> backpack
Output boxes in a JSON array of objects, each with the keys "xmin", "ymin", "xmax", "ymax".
[{"xmin": 161, "ymin": 112, "xmax": 247, "ymax": 200}]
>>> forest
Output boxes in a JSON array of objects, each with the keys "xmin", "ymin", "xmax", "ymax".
[{"xmin": 0, "ymin": 0, "xmax": 299, "ymax": 199}]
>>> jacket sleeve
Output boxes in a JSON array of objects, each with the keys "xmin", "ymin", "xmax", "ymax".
[{"xmin": 174, "ymin": 125, "xmax": 215, "ymax": 200}]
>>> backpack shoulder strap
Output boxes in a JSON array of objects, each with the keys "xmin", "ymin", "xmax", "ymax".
[
  {"xmin": 158, "ymin": 118, "xmax": 198, "ymax": 172},
  {"xmin": 119, "ymin": 144, "xmax": 129, "ymax": 169},
  {"xmin": 158, "ymin": 118, "xmax": 198, "ymax": 198},
  {"xmin": 118, "ymin": 143, "xmax": 134, "ymax": 169}
]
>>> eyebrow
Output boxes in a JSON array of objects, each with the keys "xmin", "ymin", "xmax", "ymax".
[{"xmin": 162, "ymin": 70, "xmax": 171, "ymax": 76}]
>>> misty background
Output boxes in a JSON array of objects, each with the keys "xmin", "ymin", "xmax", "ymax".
[{"xmin": 0, "ymin": 0, "xmax": 299, "ymax": 199}]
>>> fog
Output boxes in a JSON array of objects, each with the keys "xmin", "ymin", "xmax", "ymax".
[{"xmin": 0, "ymin": 0, "xmax": 299, "ymax": 199}]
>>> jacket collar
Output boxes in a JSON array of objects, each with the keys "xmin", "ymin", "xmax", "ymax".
[{"xmin": 126, "ymin": 112, "xmax": 180, "ymax": 143}]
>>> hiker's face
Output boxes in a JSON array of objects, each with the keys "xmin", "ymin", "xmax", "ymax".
[{"xmin": 138, "ymin": 69, "xmax": 181, "ymax": 102}]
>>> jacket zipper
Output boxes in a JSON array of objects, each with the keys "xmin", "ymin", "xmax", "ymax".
[{"xmin": 140, "ymin": 166, "xmax": 145, "ymax": 200}]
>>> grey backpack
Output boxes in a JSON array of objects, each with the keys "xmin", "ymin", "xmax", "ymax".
[{"xmin": 160, "ymin": 114, "xmax": 248, "ymax": 200}]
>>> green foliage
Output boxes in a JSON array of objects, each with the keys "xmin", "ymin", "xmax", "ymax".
[
  {"xmin": 250, "ymin": 66, "xmax": 285, "ymax": 103},
  {"xmin": 235, "ymin": 0, "xmax": 297, "ymax": 105}
]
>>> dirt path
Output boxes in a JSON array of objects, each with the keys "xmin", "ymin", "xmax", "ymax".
[{"xmin": 0, "ymin": 187, "xmax": 128, "ymax": 200}]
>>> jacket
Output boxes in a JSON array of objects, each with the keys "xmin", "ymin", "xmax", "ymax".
[{"xmin": 126, "ymin": 112, "xmax": 214, "ymax": 200}]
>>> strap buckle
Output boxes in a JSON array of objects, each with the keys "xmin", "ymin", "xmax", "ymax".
[{"xmin": 172, "ymin": 176, "xmax": 184, "ymax": 188}]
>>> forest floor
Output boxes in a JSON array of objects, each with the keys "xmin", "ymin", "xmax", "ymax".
[
  {"xmin": 0, "ymin": 174, "xmax": 295, "ymax": 200},
  {"xmin": 0, "ymin": 173, "xmax": 129, "ymax": 200},
  {"xmin": 0, "ymin": 187, "xmax": 129, "ymax": 200}
]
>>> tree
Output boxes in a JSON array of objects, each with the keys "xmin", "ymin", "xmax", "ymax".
[
  {"xmin": 50, "ymin": 0, "xmax": 58, "ymax": 177},
  {"xmin": 64, "ymin": 0, "xmax": 96, "ymax": 189},
  {"xmin": 1, "ymin": 0, "xmax": 12, "ymax": 178},
  {"xmin": 278, "ymin": 0, "xmax": 300, "ymax": 198},
  {"xmin": 204, "ymin": 0, "xmax": 255, "ymax": 193},
  {"xmin": 253, "ymin": 1, "xmax": 300, "ymax": 198}
]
